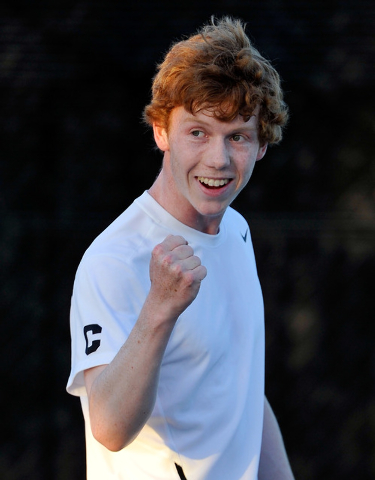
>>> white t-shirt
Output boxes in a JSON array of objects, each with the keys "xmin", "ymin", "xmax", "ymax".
[{"xmin": 67, "ymin": 191, "xmax": 265, "ymax": 480}]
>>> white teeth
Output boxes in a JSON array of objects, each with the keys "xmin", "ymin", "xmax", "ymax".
[{"xmin": 198, "ymin": 177, "xmax": 229, "ymax": 187}]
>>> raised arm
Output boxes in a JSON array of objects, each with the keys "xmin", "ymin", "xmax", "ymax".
[
  {"xmin": 84, "ymin": 234, "xmax": 207, "ymax": 452},
  {"xmin": 258, "ymin": 396, "xmax": 295, "ymax": 480}
]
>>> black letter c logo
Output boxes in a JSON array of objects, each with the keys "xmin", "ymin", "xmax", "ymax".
[{"xmin": 84, "ymin": 324, "xmax": 102, "ymax": 355}]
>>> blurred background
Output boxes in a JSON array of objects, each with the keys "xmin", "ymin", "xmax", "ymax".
[{"xmin": 1, "ymin": 0, "xmax": 374, "ymax": 479}]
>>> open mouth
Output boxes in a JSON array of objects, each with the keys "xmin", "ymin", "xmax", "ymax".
[{"xmin": 197, "ymin": 176, "xmax": 231, "ymax": 189}]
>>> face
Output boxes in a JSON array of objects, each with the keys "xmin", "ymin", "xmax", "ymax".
[{"xmin": 151, "ymin": 106, "xmax": 267, "ymax": 234}]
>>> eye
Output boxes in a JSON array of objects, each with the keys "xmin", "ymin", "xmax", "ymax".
[
  {"xmin": 191, "ymin": 130, "xmax": 205, "ymax": 138},
  {"xmin": 231, "ymin": 134, "xmax": 243, "ymax": 142}
]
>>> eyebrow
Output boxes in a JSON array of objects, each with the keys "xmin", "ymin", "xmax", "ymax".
[{"xmin": 182, "ymin": 115, "xmax": 258, "ymax": 131}]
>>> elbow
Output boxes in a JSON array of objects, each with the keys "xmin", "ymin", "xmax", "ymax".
[
  {"xmin": 95, "ymin": 436, "xmax": 126, "ymax": 453},
  {"xmin": 91, "ymin": 422, "xmax": 136, "ymax": 452},
  {"xmin": 100, "ymin": 440, "xmax": 128, "ymax": 453}
]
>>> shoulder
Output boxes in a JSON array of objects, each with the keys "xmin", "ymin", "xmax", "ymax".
[
  {"xmin": 221, "ymin": 206, "xmax": 256, "ymax": 252},
  {"xmin": 82, "ymin": 195, "xmax": 158, "ymax": 265},
  {"xmin": 223, "ymin": 206, "xmax": 248, "ymax": 227},
  {"xmin": 223, "ymin": 206, "xmax": 250, "ymax": 235}
]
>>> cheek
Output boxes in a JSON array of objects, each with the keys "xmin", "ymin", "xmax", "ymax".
[
  {"xmin": 169, "ymin": 153, "xmax": 190, "ymax": 183},
  {"xmin": 171, "ymin": 148, "xmax": 197, "ymax": 174},
  {"xmin": 238, "ymin": 154, "xmax": 256, "ymax": 178}
]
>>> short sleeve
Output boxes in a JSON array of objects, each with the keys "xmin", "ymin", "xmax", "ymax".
[{"xmin": 66, "ymin": 251, "xmax": 149, "ymax": 396}]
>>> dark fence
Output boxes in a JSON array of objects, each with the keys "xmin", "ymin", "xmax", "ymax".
[{"xmin": 1, "ymin": 1, "xmax": 375, "ymax": 479}]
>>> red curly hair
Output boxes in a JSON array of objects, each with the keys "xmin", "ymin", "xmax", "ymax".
[{"xmin": 143, "ymin": 16, "xmax": 288, "ymax": 146}]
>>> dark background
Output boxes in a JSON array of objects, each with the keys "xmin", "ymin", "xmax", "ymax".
[{"xmin": 1, "ymin": 1, "xmax": 374, "ymax": 479}]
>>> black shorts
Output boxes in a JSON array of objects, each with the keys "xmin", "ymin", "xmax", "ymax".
[{"xmin": 175, "ymin": 463, "xmax": 187, "ymax": 479}]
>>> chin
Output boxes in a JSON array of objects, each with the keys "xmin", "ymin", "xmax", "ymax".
[{"xmin": 196, "ymin": 205, "xmax": 228, "ymax": 218}]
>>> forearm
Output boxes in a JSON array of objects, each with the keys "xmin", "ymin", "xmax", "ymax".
[
  {"xmin": 258, "ymin": 397, "xmax": 295, "ymax": 480},
  {"xmin": 86, "ymin": 234, "xmax": 206, "ymax": 452},
  {"xmin": 87, "ymin": 298, "xmax": 177, "ymax": 451}
]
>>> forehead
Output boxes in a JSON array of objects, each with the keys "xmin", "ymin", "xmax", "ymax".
[{"xmin": 169, "ymin": 105, "xmax": 260, "ymax": 131}]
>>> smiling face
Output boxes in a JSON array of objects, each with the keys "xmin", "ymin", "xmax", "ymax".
[{"xmin": 149, "ymin": 106, "xmax": 267, "ymax": 234}]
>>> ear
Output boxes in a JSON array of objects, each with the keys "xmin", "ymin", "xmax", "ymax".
[
  {"xmin": 256, "ymin": 143, "xmax": 268, "ymax": 161},
  {"xmin": 153, "ymin": 123, "xmax": 169, "ymax": 152}
]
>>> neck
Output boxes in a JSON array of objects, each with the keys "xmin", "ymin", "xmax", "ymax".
[{"xmin": 148, "ymin": 173, "xmax": 223, "ymax": 235}]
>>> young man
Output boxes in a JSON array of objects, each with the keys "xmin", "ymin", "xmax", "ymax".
[{"xmin": 67, "ymin": 17, "xmax": 294, "ymax": 479}]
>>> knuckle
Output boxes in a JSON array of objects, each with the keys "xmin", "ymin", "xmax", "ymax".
[
  {"xmin": 170, "ymin": 262, "xmax": 183, "ymax": 276},
  {"xmin": 162, "ymin": 253, "xmax": 175, "ymax": 267},
  {"xmin": 183, "ymin": 270, "xmax": 195, "ymax": 285},
  {"xmin": 152, "ymin": 243, "xmax": 164, "ymax": 257}
]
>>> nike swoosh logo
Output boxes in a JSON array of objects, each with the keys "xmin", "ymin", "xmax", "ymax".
[{"xmin": 241, "ymin": 229, "xmax": 248, "ymax": 242}]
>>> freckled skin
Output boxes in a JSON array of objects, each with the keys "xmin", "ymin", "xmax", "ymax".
[
  {"xmin": 84, "ymin": 233, "xmax": 207, "ymax": 451},
  {"xmin": 149, "ymin": 106, "xmax": 267, "ymax": 235},
  {"xmin": 83, "ymin": 106, "xmax": 267, "ymax": 452}
]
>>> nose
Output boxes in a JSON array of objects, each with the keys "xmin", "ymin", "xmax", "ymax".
[{"xmin": 206, "ymin": 138, "xmax": 231, "ymax": 169}]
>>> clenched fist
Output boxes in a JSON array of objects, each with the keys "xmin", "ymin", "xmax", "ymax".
[{"xmin": 148, "ymin": 235, "xmax": 207, "ymax": 321}]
